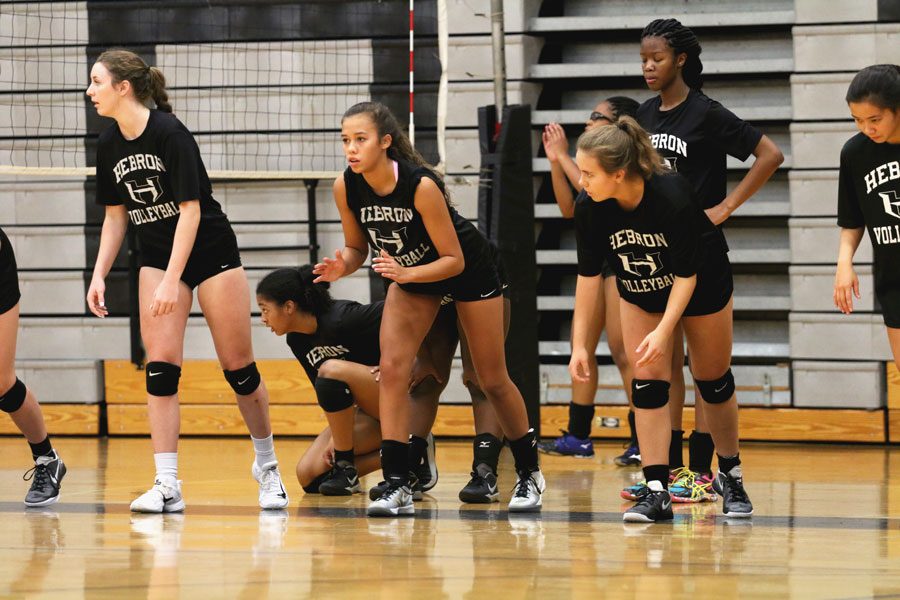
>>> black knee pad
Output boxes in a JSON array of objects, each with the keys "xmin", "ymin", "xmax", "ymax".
[
  {"xmin": 146, "ymin": 362, "xmax": 181, "ymax": 397},
  {"xmin": 314, "ymin": 377, "xmax": 354, "ymax": 413},
  {"xmin": 631, "ymin": 379, "xmax": 670, "ymax": 409},
  {"xmin": 695, "ymin": 369, "xmax": 735, "ymax": 404},
  {"xmin": 0, "ymin": 378, "xmax": 26, "ymax": 413},
  {"xmin": 223, "ymin": 362, "xmax": 261, "ymax": 396}
]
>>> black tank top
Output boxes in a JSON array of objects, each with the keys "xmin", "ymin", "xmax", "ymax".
[{"xmin": 344, "ymin": 159, "xmax": 490, "ymax": 294}]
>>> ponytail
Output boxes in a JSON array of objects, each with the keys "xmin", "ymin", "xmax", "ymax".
[
  {"xmin": 641, "ymin": 18, "xmax": 704, "ymax": 91},
  {"xmin": 577, "ymin": 116, "xmax": 665, "ymax": 180},
  {"xmin": 147, "ymin": 66, "xmax": 172, "ymax": 113},
  {"xmin": 342, "ymin": 101, "xmax": 451, "ymax": 205},
  {"xmin": 846, "ymin": 64, "xmax": 900, "ymax": 110},
  {"xmin": 96, "ymin": 49, "xmax": 173, "ymax": 112},
  {"xmin": 256, "ymin": 265, "xmax": 333, "ymax": 316}
]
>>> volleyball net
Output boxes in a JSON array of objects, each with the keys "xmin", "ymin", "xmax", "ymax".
[{"xmin": 0, "ymin": 0, "xmax": 446, "ymax": 179}]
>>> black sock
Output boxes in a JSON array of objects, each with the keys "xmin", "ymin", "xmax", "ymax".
[
  {"xmin": 408, "ymin": 435, "xmax": 428, "ymax": 469},
  {"xmin": 669, "ymin": 429, "xmax": 685, "ymax": 469},
  {"xmin": 380, "ymin": 440, "xmax": 409, "ymax": 486},
  {"xmin": 643, "ymin": 464, "xmax": 670, "ymax": 491},
  {"xmin": 688, "ymin": 431, "xmax": 715, "ymax": 474},
  {"xmin": 509, "ymin": 429, "xmax": 539, "ymax": 473},
  {"xmin": 627, "ymin": 410, "xmax": 638, "ymax": 449},
  {"xmin": 333, "ymin": 448, "xmax": 354, "ymax": 466},
  {"xmin": 717, "ymin": 453, "xmax": 741, "ymax": 476},
  {"xmin": 472, "ymin": 433, "xmax": 502, "ymax": 473},
  {"xmin": 29, "ymin": 436, "xmax": 53, "ymax": 461},
  {"xmin": 567, "ymin": 402, "xmax": 594, "ymax": 440}
]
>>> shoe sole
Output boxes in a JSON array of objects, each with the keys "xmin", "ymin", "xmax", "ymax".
[
  {"xmin": 260, "ymin": 500, "xmax": 289, "ymax": 510},
  {"xmin": 367, "ymin": 504, "xmax": 415, "ymax": 517},
  {"xmin": 459, "ymin": 491, "xmax": 500, "ymax": 504},
  {"xmin": 130, "ymin": 501, "xmax": 185, "ymax": 514},
  {"xmin": 620, "ymin": 491, "xmax": 642, "ymax": 501},
  {"xmin": 537, "ymin": 448, "xmax": 594, "ymax": 458},
  {"xmin": 24, "ymin": 493, "xmax": 60, "ymax": 508},
  {"xmin": 508, "ymin": 502, "xmax": 542, "ymax": 513},
  {"xmin": 614, "ymin": 459, "xmax": 642, "ymax": 467},
  {"xmin": 723, "ymin": 509, "xmax": 753, "ymax": 518},
  {"xmin": 671, "ymin": 493, "xmax": 718, "ymax": 504},
  {"xmin": 623, "ymin": 511, "xmax": 674, "ymax": 523}
]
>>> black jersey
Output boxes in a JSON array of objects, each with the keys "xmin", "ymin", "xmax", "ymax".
[
  {"xmin": 575, "ymin": 174, "xmax": 722, "ymax": 313},
  {"xmin": 637, "ymin": 89, "xmax": 762, "ymax": 209},
  {"xmin": 95, "ymin": 110, "xmax": 233, "ymax": 255},
  {"xmin": 837, "ymin": 133, "xmax": 900, "ymax": 292},
  {"xmin": 286, "ymin": 299, "xmax": 383, "ymax": 383},
  {"xmin": 343, "ymin": 159, "xmax": 492, "ymax": 295}
]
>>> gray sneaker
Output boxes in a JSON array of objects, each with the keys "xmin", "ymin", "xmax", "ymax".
[
  {"xmin": 367, "ymin": 481, "xmax": 414, "ymax": 517},
  {"xmin": 24, "ymin": 451, "xmax": 66, "ymax": 507},
  {"xmin": 712, "ymin": 466, "xmax": 754, "ymax": 518}
]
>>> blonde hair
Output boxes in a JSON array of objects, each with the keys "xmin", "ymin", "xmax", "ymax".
[
  {"xmin": 96, "ymin": 49, "xmax": 172, "ymax": 113},
  {"xmin": 576, "ymin": 116, "xmax": 665, "ymax": 179}
]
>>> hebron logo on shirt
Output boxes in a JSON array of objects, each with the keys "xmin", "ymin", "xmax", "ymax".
[
  {"xmin": 864, "ymin": 160, "xmax": 899, "ymax": 195},
  {"xmin": 306, "ymin": 345, "xmax": 350, "ymax": 368},
  {"xmin": 650, "ymin": 133, "xmax": 687, "ymax": 158},
  {"xmin": 619, "ymin": 252, "xmax": 663, "ymax": 277},
  {"xmin": 113, "ymin": 153, "xmax": 166, "ymax": 183}
]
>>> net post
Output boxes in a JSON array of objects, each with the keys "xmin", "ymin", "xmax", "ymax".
[
  {"xmin": 490, "ymin": 0, "xmax": 507, "ymax": 122},
  {"xmin": 409, "ymin": 0, "xmax": 416, "ymax": 146},
  {"xmin": 304, "ymin": 178, "xmax": 320, "ymax": 265}
]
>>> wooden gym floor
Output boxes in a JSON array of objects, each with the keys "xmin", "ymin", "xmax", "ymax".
[{"xmin": 1, "ymin": 437, "xmax": 900, "ymax": 599}]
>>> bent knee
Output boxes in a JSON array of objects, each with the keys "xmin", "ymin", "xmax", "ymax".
[{"xmin": 317, "ymin": 359, "xmax": 348, "ymax": 380}]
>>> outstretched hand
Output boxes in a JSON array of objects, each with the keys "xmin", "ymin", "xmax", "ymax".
[{"xmin": 313, "ymin": 249, "xmax": 347, "ymax": 283}]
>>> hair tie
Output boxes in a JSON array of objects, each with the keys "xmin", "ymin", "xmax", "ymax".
[{"xmin": 617, "ymin": 121, "xmax": 627, "ymax": 131}]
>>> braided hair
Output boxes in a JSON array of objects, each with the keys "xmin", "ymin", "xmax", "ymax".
[
  {"xmin": 256, "ymin": 265, "xmax": 333, "ymax": 317},
  {"xmin": 641, "ymin": 19, "xmax": 704, "ymax": 91},
  {"xmin": 605, "ymin": 96, "xmax": 640, "ymax": 120}
]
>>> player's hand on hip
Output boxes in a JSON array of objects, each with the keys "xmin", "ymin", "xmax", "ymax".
[
  {"xmin": 150, "ymin": 278, "xmax": 179, "ymax": 317},
  {"xmin": 86, "ymin": 277, "xmax": 108, "ymax": 318},
  {"xmin": 313, "ymin": 249, "xmax": 346, "ymax": 283},
  {"xmin": 372, "ymin": 249, "xmax": 409, "ymax": 283},
  {"xmin": 833, "ymin": 264, "xmax": 860, "ymax": 314}
]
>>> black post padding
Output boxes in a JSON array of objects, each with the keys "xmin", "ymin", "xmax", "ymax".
[
  {"xmin": 304, "ymin": 179, "xmax": 320, "ymax": 264},
  {"xmin": 477, "ymin": 104, "xmax": 540, "ymax": 434}
]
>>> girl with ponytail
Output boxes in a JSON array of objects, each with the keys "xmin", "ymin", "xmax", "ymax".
[
  {"xmin": 315, "ymin": 101, "xmax": 545, "ymax": 516},
  {"xmin": 834, "ymin": 64, "xmax": 900, "ymax": 368},
  {"xmin": 86, "ymin": 49, "xmax": 290, "ymax": 513},
  {"xmin": 571, "ymin": 117, "xmax": 753, "ymax": 522},
  {"xmin": 636, "ymin": 19, "xmax": 784, "ymax": 503}
]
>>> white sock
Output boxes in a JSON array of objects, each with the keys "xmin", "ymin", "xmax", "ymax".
[
  {"xmin": 252, "ymin": 434, "xmax": 276, "ymax": 468},
  {"xmin": 154, "ymin": 452, "xmax": 178, "ymax": 484},
  {"xmin": 647, "ymin": 479, "xmax": 665, "ymax": 492}
]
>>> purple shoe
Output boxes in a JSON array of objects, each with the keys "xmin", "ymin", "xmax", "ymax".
[{"xmin": 537, "ymin": 430, "xmax": 594, "ymax": 458}]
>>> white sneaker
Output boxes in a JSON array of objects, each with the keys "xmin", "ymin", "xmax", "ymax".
[
  {"xmin": 508, "ymin": 469, "xmax": 545, "ymax": 512},
  {"xmin": 367, "ymin": 482, "xmax": 414, "ymax": 517},
  {"xmin": 130, "ymin": 479, "xmax": 185, "ymax": 513},
  {"xmin": 252, "ymin": 461, "xmax": 289, "ymax": 510}
]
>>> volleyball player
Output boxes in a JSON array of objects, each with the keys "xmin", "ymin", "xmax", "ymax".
[
  {"xmin": 0, "ymin": 229, "xmax": 67, "ymax": 506},
  {"xmin": 834, "ymin": 65, "xmax": 900, "ymax": 364},
  {"xmin": 539, "ymin": 96, "xmax": 656, "ymax": 467},
  {"xmin": 571, "ymin": 117, "xmax": 754, "ymax": 521},
  {"xmin": 85, "ymin": 49, "xmax": 288, "ymax": 512},
  {"xmin": 635, "ymin": 19, "xmax": 783, "ymax": 503},
  {"xmin": 314, "ymin": 101, "xmax": 544, "ymax": 516}
]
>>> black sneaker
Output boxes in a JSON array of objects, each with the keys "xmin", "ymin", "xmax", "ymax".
[
  {"xmin": 623, "ymin": 487, "xmax": 673, "ymax": 523},
  {"xmin": 318, "ymin": 462, "xmax": 362, "ymax": 496},
  {"xmin": 369, "ymin": 473, "xmax": 423, "ymax": 501},
  {"xmin": 458, "ymin": 464, "xmax": 500, "ymax": 503},
  {"xmin": 413, "ymin": 433, "xmax": 438, "ymax": 492},
  {"xmin": 23, "ymin": 451, "xmax": 66, "ymax": 507},
  {"xmin": 712, "ymin": 466, "xmax": 753, "ymax": 518},
  {"xmin": 614, "ymin": 443, "xmax": 642, "ymax": 467}
]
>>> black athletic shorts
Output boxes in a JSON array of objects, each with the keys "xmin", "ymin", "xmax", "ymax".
[
  {"xmin": 141, "ymin": 230, "xmax": 242, "ymax": 290},
  {"xmin": 876, "ymin": 286, "xmax": 900, "ymax": 329},
  {"xmin": 682, "ymin": 249, "xmax": 734, "ymax": 317},
  {"xmin": 398, "ymin": 240, "xmax": 503, "ymax": 302},
  {"xmin": 0, "ymin": 227, "xmax": 21, "ymax": 315},
  {"xmin": 601, "ymin": 258, "xmax": 615, "ymax": 279}
]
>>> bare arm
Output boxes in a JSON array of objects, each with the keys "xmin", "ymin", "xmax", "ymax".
[
  {"xmin": 374, "ymin": 178, "xmax": 464, "ymax": 284},
  {"xmin": 543, "ymin": 123, "xmax": 582, "ymax": 218},
  {"xmin": 834, "ymin": 226, "xmax": 865, "ymax": 314},
  {"xmin": 86, "ymin": 205, "xmax": 128, "ymax": 317},
  {"xmin": 313, "ymin": 176, "xmax": 369, "ymax": 282},
  {"xmin": 706, "ymin": 135, "xmax": 785, "ymax": 225}
]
